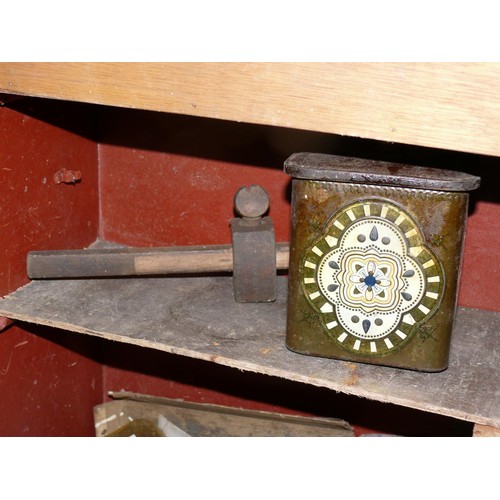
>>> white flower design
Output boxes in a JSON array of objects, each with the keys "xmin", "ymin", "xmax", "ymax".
[{"xmin": 348, "ymin": 260, "xmax": 391, "ymax": 301}]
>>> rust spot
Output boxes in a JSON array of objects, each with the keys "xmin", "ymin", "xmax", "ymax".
[
  {"xmin": 259, "ymin": 348, "xmax": 272, "ymax": 355},
  {"xmin": 54, "ymin": 169, "xmax": 82, "ymax": 185}
]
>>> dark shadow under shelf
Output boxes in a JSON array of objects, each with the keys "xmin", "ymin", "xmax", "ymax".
[{"xmin": 0, "ymin": 275, "xmax": 498, "ymax": 427}]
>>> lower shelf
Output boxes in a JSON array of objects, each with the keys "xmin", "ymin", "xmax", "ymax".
[
  {"xmin": 94, "ymin": 391, "xmax": 354, "ymax": 437},
  {"xmin": 0, "ymin": 275, "xmax": 498, "ymax": 427}
]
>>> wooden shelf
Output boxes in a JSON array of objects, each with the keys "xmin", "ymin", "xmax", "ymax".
[
  {"xmin": 1, "ymin": 63, "xmax": 500, "ymax": 156},
  {"xmin": 1, "ymin": 274, "xmax": 498, "ymax": 428}
]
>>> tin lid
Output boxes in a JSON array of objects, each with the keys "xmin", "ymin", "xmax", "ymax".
[{"xmin": 284, "ymin": 152, "xmax": 481, "ymax": 192}]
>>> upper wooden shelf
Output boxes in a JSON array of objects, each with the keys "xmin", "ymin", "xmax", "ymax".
[{"xmin": 1, "ymin": 62, "xmax": 499, "ymax": 157}]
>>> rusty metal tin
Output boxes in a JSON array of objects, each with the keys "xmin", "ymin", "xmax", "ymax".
[{"xmin": 284, "ymin": 152, "xmax": 480, "ymax": 372}]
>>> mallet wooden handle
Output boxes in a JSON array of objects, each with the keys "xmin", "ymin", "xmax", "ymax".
[{"xmin": 27, "ymin": 243, "xmax": 290, "ymax": 279}]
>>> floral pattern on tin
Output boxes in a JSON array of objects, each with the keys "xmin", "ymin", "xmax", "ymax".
[
  {"xmin": 301, "ymin": 199, "xmax": 445, "ymax": 357},
  {"xmin": 348, "ymin": 259, "xmax": 392, "ymax": 302}
]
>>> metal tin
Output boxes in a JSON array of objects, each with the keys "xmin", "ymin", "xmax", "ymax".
[{"xmin": 284, "ymin": 152, "xmax": 480, "ymax": 372}]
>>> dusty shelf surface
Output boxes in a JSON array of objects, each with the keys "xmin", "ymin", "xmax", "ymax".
[{"xmin": 1, "ymin": 276, "xmax": 498, "ymax": 427}]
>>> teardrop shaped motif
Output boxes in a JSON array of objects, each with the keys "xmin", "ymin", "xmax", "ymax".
[
  {"xmin": 329, "ymin": 260, "xmax": 339, "ymax": 269},
  {"xmin": 402, "ymin": 292, "xmax": 412, "ymax": 301},
  {"xmin": 362, "ymin": 319, "xmax": 371, "ymax": 333},
  {"xmin": 403, "ymin": 270, "xmax": 415, "ymax": 277},
  {"xmin": 369, "ymin": 226, "xmax": 379, "ymax": 241}
]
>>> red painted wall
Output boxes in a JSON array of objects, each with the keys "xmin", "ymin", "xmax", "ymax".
[
  {"xmin": 0, "ymin": 99, "xmax": 103, "ymax": 436},
  {"xmin": 459, "ymin": 200, "xmax": 499, "ymax": 311},
  {"xmin": 97, "ymin": 112, "xmax": 296, "ymax": 247}
]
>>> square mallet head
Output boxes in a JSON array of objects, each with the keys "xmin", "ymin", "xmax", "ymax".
[{"xmin": 231, "ymin": 185, "xmax": 277, "ymax": 303}]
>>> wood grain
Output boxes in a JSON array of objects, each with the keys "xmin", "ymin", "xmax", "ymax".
[
  {"xmin": 472, "ymin": 423, "xmax": 500, "ymax": 437},
  {"xmin": 0, "ymin": 276, "xmax": 498, "ymax": 427},
  {"xmin": 1, "ymin": 63, "xmax": 499, "ymax": 156},
  {"xmin": 26, "ymin": 243, "xmax": 290, "ymax": 278}
]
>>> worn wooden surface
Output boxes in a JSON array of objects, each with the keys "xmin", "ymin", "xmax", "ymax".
[
  {"xmin": 1, "ymin": 63, "xmax": 500, "ymax": 156},
  {"xmin": 472, "ymin": 424, "xmax": 500, "ymax": 437},
  {"xmin": 0, "ymin": 276, "xmax": 498, "ymax": 427},
  {"xmin": 94, "ymin": 392, "xmax": 354, "ymax": 437},
  {"xmin": 27, "ymin": 243, "xmax": 290, "ymax": 278}
]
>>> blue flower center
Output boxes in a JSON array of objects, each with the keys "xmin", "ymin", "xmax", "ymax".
[{"xmin": 364, "ymin": 275, "xmax": 376, "ymax": 287}]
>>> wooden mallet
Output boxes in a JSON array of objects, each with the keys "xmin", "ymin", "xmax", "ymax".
[{"xmin": 27, "ymin": 185, "xmax": 289, "ymax": 303}]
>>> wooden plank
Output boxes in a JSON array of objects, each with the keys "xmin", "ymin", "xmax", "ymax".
[
  {"xmin": 93, "ymin": 393, "xmax": 354, "ymax": 437},
  {"xmin": 0, "ymin": 63, "xmax": 499, "ymax": 156},
  {"xmin": 0, "ymin": 276, "xmax": 498, "ymax": 427},
  {"xmin": 473, "ymin": 424, "xmax": 500, "ymax": 437}
]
